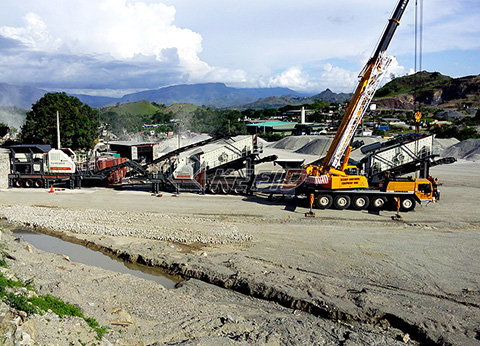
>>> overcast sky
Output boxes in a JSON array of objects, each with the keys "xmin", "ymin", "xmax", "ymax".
[{"xmin": 0, "ymin": 0, "xmax": 478, "ymax": 96}]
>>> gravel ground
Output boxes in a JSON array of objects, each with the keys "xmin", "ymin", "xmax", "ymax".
[
  {"xmin": 1, "ymin": 205, "xmax": 251, "ymax": 244},
  {"xmin": 0, "ymin": 161, "xmax": 479, "ymax": 345},
  {"xmin": 0, "ymin": 229, "xmax": 414, "ymax": 346}
]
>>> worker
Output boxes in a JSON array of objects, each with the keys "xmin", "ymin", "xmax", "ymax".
[
  {"xmin": 427, "ymin": 176, "xmax": 439, "ymax": 200},
  {"xmin": 428, "ymin": 176, "xmax": 439, "ymax": 200},
  {"xmin": 433, "ymin": 178, "xmax": 440, "ymax": 200}
]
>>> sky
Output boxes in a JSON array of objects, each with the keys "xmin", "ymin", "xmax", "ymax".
[{"xmin": 0, "ymin": 0, "xmax": 479, "ymax": 97}]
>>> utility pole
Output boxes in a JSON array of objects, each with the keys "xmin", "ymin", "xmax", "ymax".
[{"xmin": 56, "ymin": 111, "xmax": 61, "ymax": 149}]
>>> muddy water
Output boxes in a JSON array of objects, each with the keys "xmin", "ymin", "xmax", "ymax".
[{"xmin": 13, "ymin": 229, "xmax": 180, "ymax": 289}]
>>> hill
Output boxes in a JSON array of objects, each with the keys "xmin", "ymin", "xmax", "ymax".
[
  {"xmin": 118, "ymin": 83, "xmax": 304, "ymax": 108},
  {"xmin": 71, "ymin": 94, "xmax": 118, "ymax": 108},
  {"xmin": 311, "ymin": 89, "xmax": 352, "ymax": 103},
  {"xmin": 0, "ymin": 83, "xmax": 47, "ymax": 109},
  {"xmin": 100, "ymin": 100, "xmax": 162, "ymax": 116},
  {"xmin": 1, "ymin": 74, "xmax": 479, "ymax": 111},
  {"xmin": 374, "ymin": 72, "xmax": 480, "ymax": 110},
  {"xmin": 242, "ymin": 89, "xmax": 352, "ymax": 109},
  {"xmin": 0, "ymin": 82, "xmax": 307, "ymax": 109}
]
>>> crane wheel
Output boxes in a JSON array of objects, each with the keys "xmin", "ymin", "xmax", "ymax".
[
  {"xmin": 34, "ymin": 179, "xmax": 44, "ymax": 188},
  {"xmin": 24, "ymin": 179, "xmax": 34, "ymax": 188},
  {"xmin": 334, "ymin": 195, "xmax": 351, "ymax": 210},
  {"xmin": 400, "ymin": 197, "xmax": 416, "ymax": 212},
  {"xmin": 352, "ymin": 195, "xmax": 369, "ymax": 210},
  {"xmin": 315, "ymin": 194, "xmax": 333, "ymax": 209},
  {"xmin": 14, "ymin": 179, "xmax": 23, "ymax": 188},
  {"xmin": 370, "ymin": 196, "xmax": 387, "ymax": 210}
]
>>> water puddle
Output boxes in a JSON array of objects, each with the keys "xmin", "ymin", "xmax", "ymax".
[{"xmin": 13, "ymin": 228, "xmax": 180, "ymax": 289}]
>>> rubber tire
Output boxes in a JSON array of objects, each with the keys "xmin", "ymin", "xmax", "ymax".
[
  {"xmin": 233, "ymin": 184, "xmax": 247, "ymax": 195},
  {"xmin": 14, "ymin": 179, "xmax": 23, "ymax": 188},
  {"xmin": 352, "ymin": 195, "xmax": 369, "ymax": 210},
  {"xmin": 34, "ymin": 179, "xmax": 44, "ymax": 188},
  {"xmin": 208, "ymin": 184, "xmax": 220, "ymax": 194},
  {"xmin": 315, "ymin": 194, "xmax": 333, "ymax": 209},
  {"xmin": 219, "ymin": 183, "xmax": 230, "ymax": 194},
  {"xmin": 400, "ymin": 197, "xmax": 416, "ymax": 212},
  {"xmin": 334, "ymin": 195, "xmax": 351, "ymax": 210},
  {"xmin": 370, "ymin": 196, "xmax": 387, "ymax": 210},
  {"xmin": 24, "ymin": 179, "xmax": 33, "ymax": 188}
]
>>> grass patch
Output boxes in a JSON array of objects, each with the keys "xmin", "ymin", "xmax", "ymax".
[
  {"xmin": 0, "ymin": 254, "xmax": 8, "ymax": 268},
  {"xmin": 30, "ymin": 294, "xmax": 83, "ymax": 318},
  {"xmin": 0, "ymin": 252, "xmax": 108, "ymax": 340}
]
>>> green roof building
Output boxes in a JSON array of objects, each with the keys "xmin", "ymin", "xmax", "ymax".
[{"xmin": 246, "ymin": 121, "xmax": 297, "ymax": 135}]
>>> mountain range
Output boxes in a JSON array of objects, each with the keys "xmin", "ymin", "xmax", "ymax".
[
  {"xmin": 0, "ymin": 82, "xmax": 312, "ymax": 110},
  {"xmin": 1, "ymin": 72, "xmax": 479, "ymax": 115}
]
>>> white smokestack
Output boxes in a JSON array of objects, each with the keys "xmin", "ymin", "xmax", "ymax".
[{"xmin": 301, "ymin": 107, "xmax": 306, "ymax": 124}]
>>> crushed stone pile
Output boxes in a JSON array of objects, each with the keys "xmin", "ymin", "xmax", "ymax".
[
  {"xmin": 433, "ymin": 138, "xmax": 460, "ymax": 156},
  {"xmin": 271, "ymin": 136, "xmax": 387, "ymax": 160},
  {"xmin": 294, "ymin": 138, "xmax": 333, "ymax": 157},
  {"xmin": 1, "ymin": 205, "xmax": 252, "ymax": 244},
  {"xmin": 267, "ymin": 135, "xmax": 478, "ymax": 162},
  {"xmin": 268, "ymin": 136, "xmax": 318, "ymax": 151},
  {"xmin": 442, "ymin": 139, "xmax": 480, "ymax": 161}
]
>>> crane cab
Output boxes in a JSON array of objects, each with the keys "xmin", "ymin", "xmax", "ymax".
[{"xmin": 344, "ymin": 165, "xmax": 359, "ymax": 176}]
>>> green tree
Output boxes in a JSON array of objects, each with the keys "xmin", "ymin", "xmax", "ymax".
[
  {"xmin": 474, "ymin": 108, "xmax": 480, "ymax": 122},
  {"xmin": 0, "ymin": 123, "xmax": 9, "ymax": 137},
  {"xmin": 190, "ymin": 108, "xmax": 246, "ymax": 137},
  {"xmin": 21, "ymin": 93, "xmax": 99, "ymax": 150}
]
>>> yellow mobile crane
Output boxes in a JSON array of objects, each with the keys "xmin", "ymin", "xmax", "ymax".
[{"xmin": 301, "ymin": 0, "xmax": 437, "ymax": 212}]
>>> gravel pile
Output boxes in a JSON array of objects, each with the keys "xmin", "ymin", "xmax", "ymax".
[
  {"xmin": 442, "ymin": 138, "xmax": 480, "ymax": 161},
  {"xmin": 1, "ymin": 205, "xmax": 252, "ymax": 244},
  {"xmin": 268, "ymin": 135, "xmax": 317, "ymax": 151},
  {"xmin": 268, "ymin": 135, "xmax": 476, "ymax": 161}
]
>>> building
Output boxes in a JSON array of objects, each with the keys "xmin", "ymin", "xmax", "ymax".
[
  {"xmin": 246, "ymin": 121, "xmax": 297, "ymax": 135},
  {"xmin": 108, "ymin": 141, "xmax": 161, "ymax": 163},
  {"xmin": 293, "ymin": 123, "xmax": 328, "ymax": 135}
]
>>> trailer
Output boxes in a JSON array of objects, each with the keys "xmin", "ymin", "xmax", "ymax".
[
  {"xmin": 147, "ymin": 135, "xmax": 276, "ymax": 194},
  {"xmin": 5, "ymin": 135, "xmax": 275, "ymax": 195},
  {"xmin": 8, "ymin": 144, "xmax": 78, "ymax": 188},
  {"xmin": 6, "ymin": 144, "xmax": 136, "ymax": 189}
]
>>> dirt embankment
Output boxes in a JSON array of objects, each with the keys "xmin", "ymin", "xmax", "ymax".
[{"xmin": 1, "ymin": 226, "xmax": 418, "ymax": 346}]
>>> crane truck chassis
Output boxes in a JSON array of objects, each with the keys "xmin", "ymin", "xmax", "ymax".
[{"xmin": 296, "ymin": 176, "xmax": 434, "ymax": 212}]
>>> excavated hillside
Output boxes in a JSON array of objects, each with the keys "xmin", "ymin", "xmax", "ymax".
[{"xmin": 374, "ymin": 72, "xmax": 480, "ymax": 110}]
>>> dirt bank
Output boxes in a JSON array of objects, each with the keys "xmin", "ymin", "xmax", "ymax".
[
  {"xmin": 1, "ymin": 161, "xmax": 479, "ymax": 345},
  {"xmin": 1, "ymin": 228, "xmax": 415, "ymax": 346}
]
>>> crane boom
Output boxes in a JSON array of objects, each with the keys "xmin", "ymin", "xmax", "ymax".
[{"xmin": 320, "ymin": 0, "xmax": 409, "ymax": 172}]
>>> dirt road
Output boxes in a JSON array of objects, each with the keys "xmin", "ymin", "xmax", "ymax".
[{"xmin": 1, "ymin": 161, "xmax": 479, "ymax": 345}]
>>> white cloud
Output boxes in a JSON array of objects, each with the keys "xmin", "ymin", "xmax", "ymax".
[
  {"xmin": 0, "ymin": 12, "xmax": 61, "ymax": 51},
  {"xmin": 0, "ymin": 0, "xmax": 215, "ymax": 87},
  {"xmin": 0, "ymin": 0, "xmax": 478, "ymax": 95},
  {"xmin": 257, "ymin": 64, "xmax": 357, "ymax": 93},
  {"xmin": 261, "ymin": 66, "xmax": 315, "ymax": 91}
]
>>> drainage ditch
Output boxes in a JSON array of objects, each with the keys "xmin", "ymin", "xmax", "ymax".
[{"xmin": 12, "ymin": 228, "xmax": 180, "ymax": 289}]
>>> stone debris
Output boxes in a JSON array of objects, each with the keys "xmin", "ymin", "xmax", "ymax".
[{"xmin": 1, "ymin": 205, "xmax": 252, "ymax": 245}]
